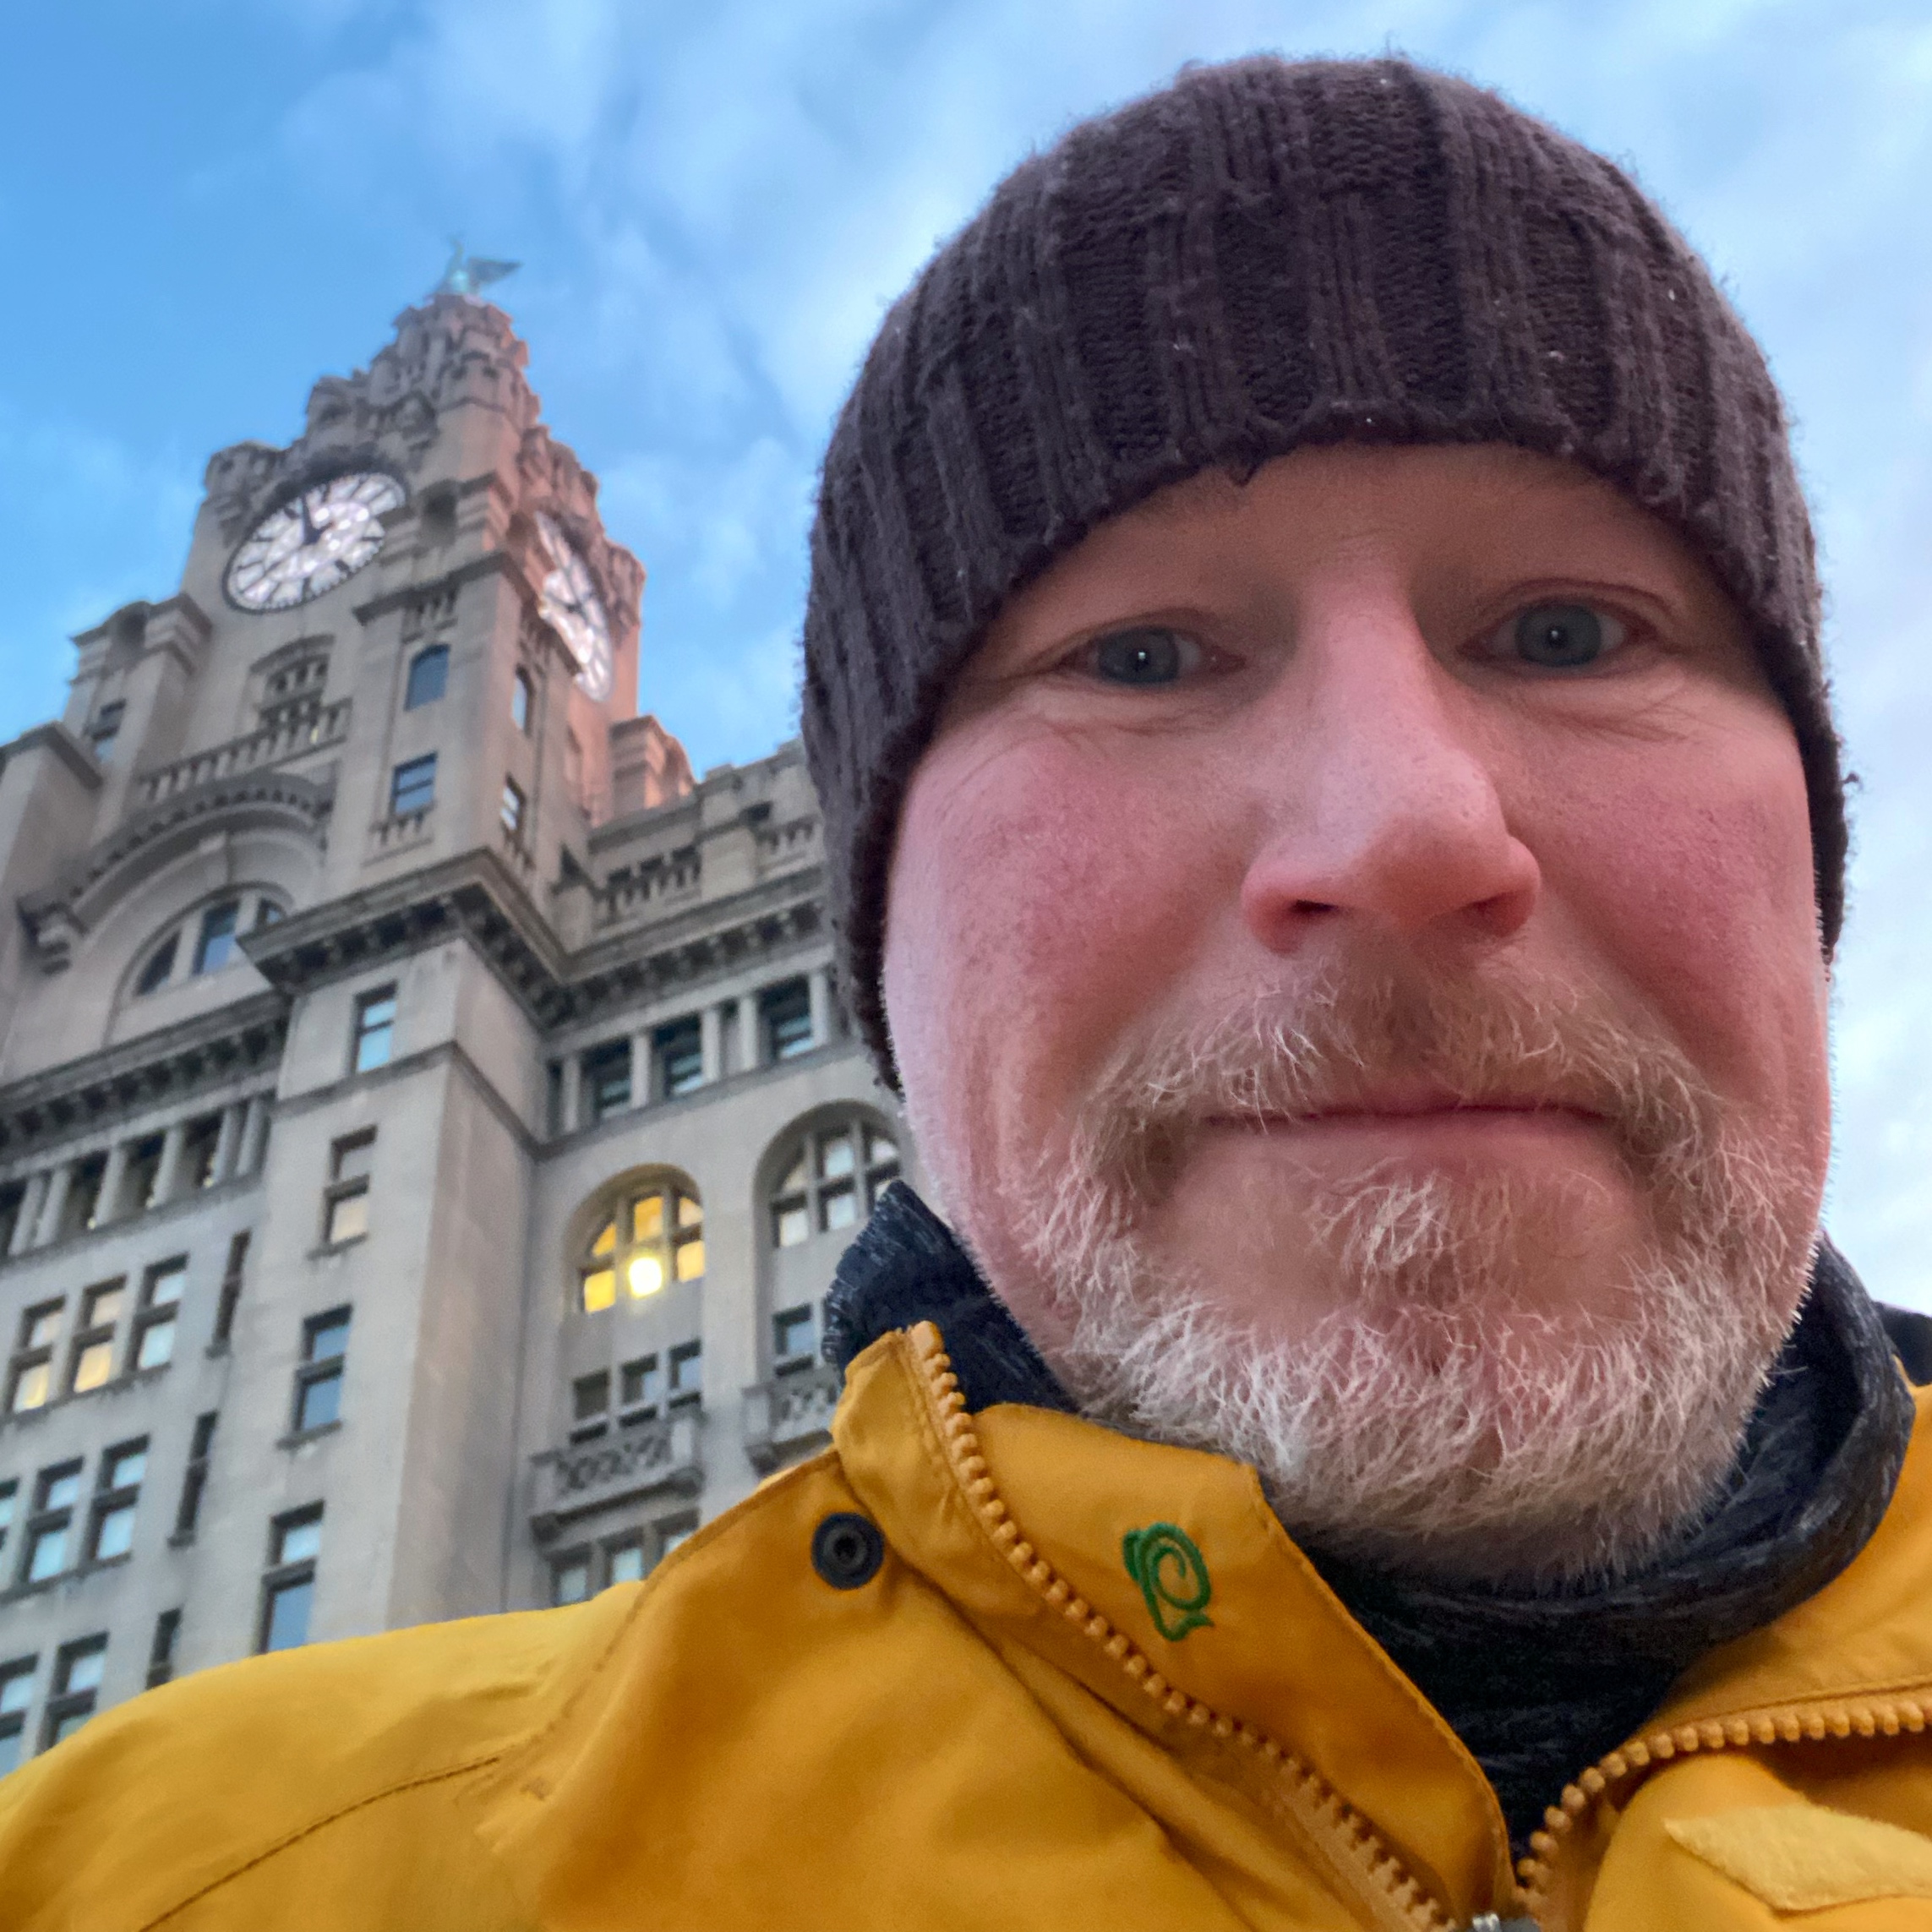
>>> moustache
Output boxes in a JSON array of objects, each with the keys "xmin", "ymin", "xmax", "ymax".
[{"xmin": 1066, "ymin": 955, "xmax": 1726, "ymax": 1211}]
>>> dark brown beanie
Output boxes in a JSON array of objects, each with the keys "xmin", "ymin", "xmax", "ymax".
[{"xmin": 802, "ymin": 56, "xmax": 1842, "ymax": 1083}]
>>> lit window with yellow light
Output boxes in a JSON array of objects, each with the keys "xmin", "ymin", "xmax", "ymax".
[{"xmin": 577, "ymin": 1181, "xmax": 704, "ymax": 1313}]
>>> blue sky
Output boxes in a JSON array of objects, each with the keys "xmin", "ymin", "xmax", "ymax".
[{"xmin": 5, "ymin": 0, "xmax": 1932, "ymax": 1298}]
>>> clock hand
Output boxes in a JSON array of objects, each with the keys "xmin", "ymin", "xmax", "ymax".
[{"xmin": 298, "ymin": 493, "xmax": 321, "ymax": 547}]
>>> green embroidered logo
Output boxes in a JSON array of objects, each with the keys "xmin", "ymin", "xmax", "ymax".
[{"xmin": 1122, "ymin": 1522, "xmax": 1213, "ymax": 1641}]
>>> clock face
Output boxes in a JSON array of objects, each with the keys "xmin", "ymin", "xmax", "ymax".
[
  {"xmin": 535, "ymin": 513, "xmax": 614, "ymax": 701},
  {"xmin": 226, "ymin": 472, "xmax": 405, "ymax": 612}
]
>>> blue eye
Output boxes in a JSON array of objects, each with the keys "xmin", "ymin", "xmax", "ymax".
[
  {"xmin": 1091, "ymin": 628, "xmax": 1194, "ymax": 685},
  {"xmin": 1509, "ymin": 602, "xmax": 1621, "ymax": 669}
]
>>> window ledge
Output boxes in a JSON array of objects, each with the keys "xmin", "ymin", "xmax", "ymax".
[
  {"xmin": 0, "ymin": 1364, "xmax": 170, "ymax": 1433},
  {"xmin": 308, "ymin": 1236, "xmax": 368, "ymax": 1260},
  {"xmin": 277, "ymin": 1420, "xmax": 342, "ymax": 1451}
]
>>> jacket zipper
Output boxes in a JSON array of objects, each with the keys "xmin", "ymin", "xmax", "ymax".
[
  {"xmin": 1516, "ymin": 1695, "xmax": 1932, "ymax": 1926},
  {"xmin": 906, "ymin": 1323, "xmax": 1469, "ymax": 1932}
]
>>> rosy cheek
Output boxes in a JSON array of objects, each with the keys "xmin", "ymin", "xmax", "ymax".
[
  {"xmin": 886, "ymin": 723, "xmax": 1225, "ymax": 1156},
  {"xmin": 1526, "ymin": 720, "xmax": 1827, "ymax": 1133}
]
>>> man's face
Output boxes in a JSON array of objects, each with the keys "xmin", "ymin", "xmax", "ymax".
[{"xmin": 881, "ymin": 444, "xmax": 1831, "ymax": 1581}]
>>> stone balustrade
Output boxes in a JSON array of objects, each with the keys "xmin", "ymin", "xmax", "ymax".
[
  {"xmin": 742, "ymin": 1362, "xmax": 843, "ymax": 1473},
  {"xmin": 135, "ymin": 700, "xmax": 351, "ymax": 807},
  {"xmin": 529, "ymin": 1411, "xmax": 703, "ymax": 1541}
]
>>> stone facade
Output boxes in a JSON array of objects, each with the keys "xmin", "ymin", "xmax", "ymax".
[{"xmin": 0, "ymin": 295, "xmax": 904, "ymax": 1767}]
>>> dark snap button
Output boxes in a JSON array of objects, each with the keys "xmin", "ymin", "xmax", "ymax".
[{"xmin": 811, "ymin": 1511, "xmax": 885, "ymax": 1590}]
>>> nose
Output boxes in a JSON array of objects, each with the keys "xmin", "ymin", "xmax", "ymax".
[{"xmin": 1239, "ymin": 591, "xmax": 1540, "ymax": 954}]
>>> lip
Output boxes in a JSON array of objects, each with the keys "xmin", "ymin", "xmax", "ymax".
[{"xmin": 1206, "ymin": 1089, "xmax": 1607, "ymax": 1133}]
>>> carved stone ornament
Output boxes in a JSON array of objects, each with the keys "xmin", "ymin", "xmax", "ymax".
[{"xmin": 203, "ymin": 295, "xmax": 539, "ymax": 542}]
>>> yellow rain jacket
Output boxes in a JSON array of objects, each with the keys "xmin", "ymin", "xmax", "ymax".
[{"xmin": 10, "ymin": 1320, "xmax": 1932, "ymax": 1931}]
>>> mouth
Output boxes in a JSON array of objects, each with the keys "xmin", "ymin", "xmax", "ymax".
[{"xmin": 1205, "ymin": 1085, "xmax": 1608, "ymax": 1137}]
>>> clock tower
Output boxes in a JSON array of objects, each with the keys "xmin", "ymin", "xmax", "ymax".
[{"xmin": 0, "ymin": 289, "xmax": 898, "ymax": 1762}]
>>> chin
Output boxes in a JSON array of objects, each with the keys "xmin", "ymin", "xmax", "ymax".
[{"xmin": 1022, "ymin": 1160, "xmax": 1815, "ymax": 1586}]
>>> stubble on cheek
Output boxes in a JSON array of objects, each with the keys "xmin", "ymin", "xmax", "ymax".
[{"xmin": 887, "ymin": 723, "xmax": 1223, "ymax": 1253}]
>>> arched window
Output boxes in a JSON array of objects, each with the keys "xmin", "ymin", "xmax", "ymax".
[
  {"xmin": 134, "ymin": 932, "xmax": 179, "ymax": 996},
  {"xmin": 404, "ymin": 645, "xmax": 450, "ymax": 711},
  {"xmin": 769, "ymin": 1118, "xmax": 899, "ymax": 1248},
  {"xmin": 511, "ymin": 667, "xmax": 532, "ymax": 734},
  {"xmin": 578, "ymin": 1178, "xmax": 704, "ymax": 1313},
  {"xmin": 130, "ymin": 890, "xmax": 288, "ymax": 998}
]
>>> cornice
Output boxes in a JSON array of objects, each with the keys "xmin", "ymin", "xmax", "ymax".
[
  {"xmin": 0, "ymin": 993, "xmax": 287, "ymax": 1164},
  {"xmin": 0, "ymin": 853, "xmax": 827, "ymax": 1160},
  {"xmin": 0, "ymin": 722, "xmax": 102, "ymax": 794},
  {"xmin": 243, "ymin": 845, "xmax": 827, "ymax": 1032}
]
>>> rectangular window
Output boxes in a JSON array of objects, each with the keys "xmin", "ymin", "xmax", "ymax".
[
  {"xmin": 667, "ymin": 1340, "xmax": 702, "ymax": 1411},
  {"xmin": 511, "ymin": 668, "xmax": 532, "ymax": 734},
  {"xmin": 193, "ymin": 901, "xmax": 240, "ymax": 976},
  {"xmin": 293, "ymin": 1309, "xmax": 351, "ymax": 1433},
  {"xmin": 124, "ymin": 1135, "xmax": 164, "ymax": 1213},
  {"xmin": 41, "ymin": 1637, "xmax": 105, "ymax": 1750},
  {"xmin": 0, "ymin": 1656, "xmax": 35, "ymax": 1776},
  {"xmin": 655, "ymin": 1018, "xmax": 703, "ymax": 1100},
  {"xmin": 582, "ymin": 1040, "xmax": 631, "ymax": 1122},
  {"xmin": 352, "ymin": 988, "xmax": 396, "ymax": 1073},
  {"xmin": 404, "ymin": 644, "xmax": 450, "ymax": 711},
  {"xmin": 762, "ymin": 979, "xmax": 814, "ymax": 1062},
  {"xmin": 132, "ymin": 1259, "xmax": 186, "ymax": 1372},
  {"xmin": 87, "ymin": 701, "xmax": 123, "ymax": 763},
  {"xmin": 68, "ymin": 1279, "xmax": 126, "ymax": 1396},
  {"xmin": 607, "ymin": 1538, "xmax": 647, "ymax": 1585},
  {"xmin": 146, "ymin": 1609, "xmax": 182, "ymax": 1689},
  {"xmin": 211, "ymin": 1231, "xmax": 250, "ymax": 1349},
  {"xmin": 181, "ymin": 1114, "xmax": 222, "ymax": 1190},
  {"xmin": 324, "ymin": 1132, "xmax": 374, "ymax": 1246},
  {"xmin": 569, "ymin": 1369, "xmax": 610, "ymax": 1444},
  {"xmin": 0, "ymin": 1182, "xmax": 24, "ymax": 1256},
  {"xmin": 390, "ymin": 754, "xmax": 437, "ymax": 818},
  {"xmin": 619, "ymin": 1354, "xmax": 660, "ymax": 1422},
  {"xmin": 260, "ymin": 1508, "xmax": 322, "ymax": 1653},
  {"xmin": 8, "ymin": 1300, "xmax": 63, "ymax": 1415},
  {"xmin": 23, "ymin": 1462, "xmax": 82, "ymax": 1586},
  {"xmin": 172, "ymin": 1411, "xmax": 217, "ymax": 1542},
  {"xmin": 0, "ymin": 1480, "xmax": 15, "ymax": 1554},
  {"xmin": 63, "ymin": 1154, "xmax": 106, "ymax": 1238},
  {"xmin": 552, "ymin": 1549, "xmax": 592, "ymax": 1606},
  {"xmin": 89, "ymin": 1438, "xmax": 146, "ymax": 1564},
  {"xmin": 773, "ymin": 1305, "xmax": 816, "ymax": 1367},
  {"xmin": 500, "ymin": 778, "xmax": 524, "ymax": 834}
]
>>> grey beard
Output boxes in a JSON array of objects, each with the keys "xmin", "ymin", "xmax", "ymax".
[{"xmin": 996, "ymin": 970, "xmax": 1814, "ymax": 1586}]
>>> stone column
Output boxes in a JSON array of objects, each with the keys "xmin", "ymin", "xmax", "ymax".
[
  {"xmin": 736, "ymin": 994, "xmax": 761, "ymax": 1075},
  {"xmin": 8, "ymin": 1173, "xmax": 48, "ymax": 1258},
  {"xmin": 210, "ymin": 1105, "xmax": 243, "ymax": 1186},
  {"xmin": 808, "ymin": 968, "xmax": 833, "ymax": 1051},
  {"xmin": 628, "ymin": 1030, "xmax": 652, "ymax": 1111},
  {"xmin": 96, "ymin": 1140, "xmax": 132, "ymax": 1227},
  {"xmin": 150, "ymin": 1121, "xmax": 187, "ymax": 1209},
  {"xmin": 700, "ymin": 1006, "xmax": 722, "ymax": 1085},
  {"xmin": 559, "ymin": 1057, "xmax": 583, "ymax": 1136},
  {"xmin": 32, "ymin": 1163, "xmax": 73, "ymax": 1247}
]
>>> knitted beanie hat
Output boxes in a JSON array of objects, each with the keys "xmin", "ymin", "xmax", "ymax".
[{"xmin": 802, "ymin": 56, "xmax": 1842, "ymax": 1083}]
